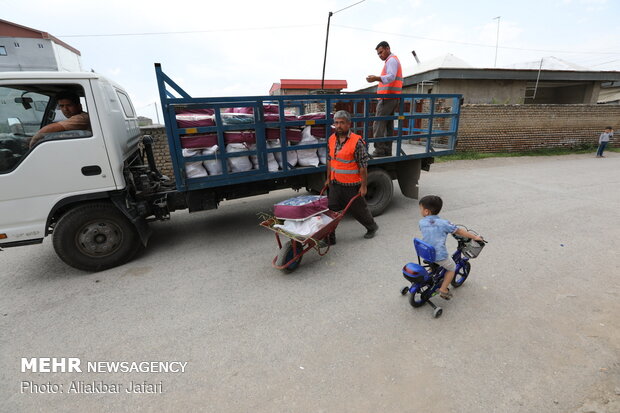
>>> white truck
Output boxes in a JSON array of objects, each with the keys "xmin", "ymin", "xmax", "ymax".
[{"xmin": 0, "ymin": 68, "xmax": 461, "ymax": 271}]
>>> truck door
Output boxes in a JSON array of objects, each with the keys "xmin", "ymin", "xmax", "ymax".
[{"xmin": 0, "ymin": 80, "xmax": 117, "ymax": 247}]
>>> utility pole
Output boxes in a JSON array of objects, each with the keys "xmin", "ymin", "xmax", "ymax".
[
  {"xmin": 321, "ymin": 0, "xmax": 366, "ymax": 90},
  {"xmin": 153, "ymin": 102, "xmax": 161, "ymax": 124},
  {"xmin": 321, "ymin": 12, "xmax": 333, "ymax": 90},
  {"xmin": 493, "ymin": 16, "xmax": 501, "ymax": 68}
]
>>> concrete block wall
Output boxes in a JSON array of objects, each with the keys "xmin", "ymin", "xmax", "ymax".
[{"xmin": 457, "ymin": 104, "xmax": 620, "ymax": 152}]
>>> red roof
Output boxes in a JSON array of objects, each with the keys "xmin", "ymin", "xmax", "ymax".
[
  {"xmin": 270, "ymin": 79, "xmax": 348, "ymax": 94},
  {"xmin": 0, "ymin": 19, "xmax": 81, "ymax": 56}
]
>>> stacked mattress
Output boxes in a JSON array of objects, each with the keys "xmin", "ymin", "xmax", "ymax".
[
  {"xmin": 177, "ymin": 107, "xmax": 333, "ymax": 177},
  {"xmin": 272, "ymin": 195, "xmax": 333, "ymax": 238}
]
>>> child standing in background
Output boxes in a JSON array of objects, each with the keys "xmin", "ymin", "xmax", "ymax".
[{"xmin": 596, "ymin": 126, "xmax": 613, "ymax": 158}]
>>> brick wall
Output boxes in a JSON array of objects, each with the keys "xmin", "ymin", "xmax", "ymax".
[
  {"xmin": 457, "ymin": 104, "xmax": 620, "ymax": 152},
  {"xmin": 140, "ymin": 126, "xmax": 175, "ymax": 179}
]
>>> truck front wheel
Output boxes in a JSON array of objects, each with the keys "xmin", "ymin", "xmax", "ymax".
[
  {"xmin": 52, "ymin": 202, "xmax": 142, "ymax": 271},
  {"xmin": 365, "ymin": 168, "xmax": 393, "ymax": 216}
]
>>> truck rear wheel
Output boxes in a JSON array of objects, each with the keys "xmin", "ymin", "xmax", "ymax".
[
  {"xmin": 52, "ymin": 202, "xmax": 142, "ymax": 272},
  {"xmin": 365, "ymin": 168, "xmax": 393, "ymax": 216}
]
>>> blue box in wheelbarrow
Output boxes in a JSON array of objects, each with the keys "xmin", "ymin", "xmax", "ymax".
[{"xmin": 273, "ymin": 195, "xmax": 329, "ymax": 221}]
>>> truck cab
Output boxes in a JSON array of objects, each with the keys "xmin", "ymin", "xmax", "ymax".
[{"xmin": 0, "ymin": 72, "xmax": 144, "ymax": 270}]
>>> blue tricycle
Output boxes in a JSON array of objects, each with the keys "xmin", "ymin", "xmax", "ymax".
[{"xmin": 401, "ymin": 226, "xmax": 487, "ymax": 318}]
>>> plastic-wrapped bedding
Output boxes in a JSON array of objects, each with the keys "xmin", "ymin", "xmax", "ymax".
[
  {"xmin": 298, "ymin": 112, "xmax": 329, "ymax": 120},
  {"xmin": 180, "ymin": 133, "xmax": 218, "ymax": 149},
  {"xmin": 273, "ymin": 195, "xmax": 329, "ymax": 221},
  {"xmin": 226, "ymin": 143, "xmax": 253, "ymax": 173},
  {"xmin": 310, "ymin": 125, "xmax": 332, "ymax": 138},
  {"xmin": 269, "ymin": 140, "xmax": 298, "ymax": 168},
  {"xmin": 249, "ymin": 144, "xmax": 279, "ymax": 172},
  {"xmin": 176, "ymin": 109, "xmax": 215, "ymax": 128},
  {"xmin": 178, "ymin": 108, "xmax": 215, "ymax": 115},
  {"xmin": 318, "ymin": 138, "xmax": 327, "ymax": 164},
  {"xmin": 182, "ymin": 148, "xmax": 208, "ymax": 178},
  {"xmin": 264, "ymin": 113, "xmax": 298, "ymax": 122},
  {"xmin": 202, "ymin": 146, "xmax": 223, "ymax": 176},
  {"xmin": 230, "ymin": 104, "xmax": 280, "ymax": 115},
  {"xmin": 231, "ymin": 107, "xmax": 254, "ymax": 114},
  {"xmin": 297, "ymin": 127, "xmax": 320, "ymax": 167},
  {"xmin": 263, "ymin": 104, "xmax": 280, "ymax": 114},
  {"xmin": 273, "ymin": 214, "xmax": 334, "ymax": 238},
  {"xmin": 221, "ymin": 113, "xmax": 255, "ymax": 125},
  {"xmin": 266, "ymin": 128, "xmax": 303, "ymax": 142},
  {"xmin": 224, "ymin": 130, "xmax": 256, "ymax": 144}
]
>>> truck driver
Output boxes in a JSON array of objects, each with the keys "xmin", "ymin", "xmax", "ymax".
[{"xmin": 29, "ymin": 91, "xmax": 91, "ymax": 148}]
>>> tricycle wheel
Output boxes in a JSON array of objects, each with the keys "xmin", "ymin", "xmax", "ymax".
[
  {"xmin": 277, "ymin": 240, "xmax": 303, "ymax": 273},
  {"xmin": 400, "ymin": 286, "xmax": 409, "ymax": 295},
  {"xmin": 451, "ymin": 261, "xmax": 471, "ymax": 288},
  {"xmin": 433, "ymin": 307, "xmax": 443, "ymax": 318},
  {"xmin": 409, "ymin": 284, "xmax": 430, "ymax": 308}
]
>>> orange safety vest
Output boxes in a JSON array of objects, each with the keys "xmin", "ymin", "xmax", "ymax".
[
  {"xmin": 328, "ymin": 132, "xmax": 363, "ymax": 184},
  {"xmin": 377, "ymin": 54, "xmax": 403, "ymax": 95}
]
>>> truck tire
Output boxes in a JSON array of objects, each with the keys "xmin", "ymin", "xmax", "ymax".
[
  {"xmin": 52, "ymin": 202, "xmax": 143, "ymax": 272},
  {"xmin": 365, "ymin": 168, "xmax": 393, "ymax": 216}
]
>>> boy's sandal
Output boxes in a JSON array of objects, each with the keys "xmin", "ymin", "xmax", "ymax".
[{"xmin": 439, "ymin": 290, "xmax": 453, "ymax": 300}]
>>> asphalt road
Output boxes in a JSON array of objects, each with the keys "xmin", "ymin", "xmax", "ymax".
[{"xmin": 1, "ymin": 153, "xmax": 619, "ymax": 413}]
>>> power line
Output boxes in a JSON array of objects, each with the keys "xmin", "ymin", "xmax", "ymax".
[
  {"xmin": 592, "ymin": 59, "xmax": 620, "ymax": 67},
  {"xmin": 58, "ymin": 24, "xmax": 321, "ymax": 38},
  {"xmin": 55, "ymin": 22, "xmax": 620, "ymax": 57},
  {"xmin": 333, "ymin": 0, "xmax": 365, "ymax": 14},
  {"xmin": 332, "ymin": 24, "xmax": 620, "ymax": 55}
]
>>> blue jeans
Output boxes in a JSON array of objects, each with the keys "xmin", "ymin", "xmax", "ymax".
[{"xmin": 596, "ymin": 141, "xmax": 608, "ymax": 157}]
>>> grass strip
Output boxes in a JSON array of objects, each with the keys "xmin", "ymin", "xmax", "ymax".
[{"xmin": 438, "ymin": 146, "xmax": 620, "ymax": 162}]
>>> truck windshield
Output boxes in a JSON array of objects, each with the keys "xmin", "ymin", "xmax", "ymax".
[
  {"xmin": 0, "ymin": 85, "xmax": 92, "ymax": 174},
  {"xmin": 0, "ymin": 86, "xmax": 49, "ymax": 172}
]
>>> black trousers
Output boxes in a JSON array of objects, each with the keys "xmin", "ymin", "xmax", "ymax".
[
  {"xmin": 328, "ymin": 183, "xmax": 376, "ymax": 230},
  {"xmin": 372, "ymin": 98, "xmax": 399, "ymax": 155}
]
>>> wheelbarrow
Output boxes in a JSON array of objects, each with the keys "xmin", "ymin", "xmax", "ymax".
[{"xmin": 260, "ymin": 192, "xmax": 360, "ymax": 272}]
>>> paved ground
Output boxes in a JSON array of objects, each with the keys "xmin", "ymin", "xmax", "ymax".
[{"xmin": 1, "ymin": 153, "xmax": 618, "ymax": 413}]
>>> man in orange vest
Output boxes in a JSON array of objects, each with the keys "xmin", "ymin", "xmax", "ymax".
[
  {"xmin": 324, "ymin": 110, "xmax": 378, "ymax": 244},
  {"xmin": 366, "ymin": 41, "xmax": 403, "ymax": 157}
]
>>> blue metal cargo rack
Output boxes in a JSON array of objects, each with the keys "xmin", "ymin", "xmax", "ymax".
[{"xmin": 155, "ymin": 64, "xmax": 462, "ymax": 193}]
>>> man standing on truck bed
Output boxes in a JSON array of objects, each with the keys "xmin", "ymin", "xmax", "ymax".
[
  {"xmin": 325, "ymin": 110, "xmax": 379, "ymax": 244},
  {"xmin": 29, "ymin": 91, "xmax": 91, "ymax": 148},
  {"xmin": 366, "ymin": 41, "xmax": 402, "ymax": 157}
]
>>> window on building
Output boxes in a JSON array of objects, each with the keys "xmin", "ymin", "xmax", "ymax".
[
  {"xmin": 0, "ymin": 46, "xmax": 6, "ymax": 56},
  {"xmin": 115, "ymin": 90, "xmax": 136, "ymax": 118},
  {"xmin": 38, "ymin": 44, "xmax": 44, "ymax": 49},
  {"xmin": 14, "ymin": 42, "xmax": 20, "ymax": 48}
]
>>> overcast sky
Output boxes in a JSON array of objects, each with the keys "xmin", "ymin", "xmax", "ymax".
[{"xmin": 3, "ymin": 0, "xmax": 619, "ymax": 120}]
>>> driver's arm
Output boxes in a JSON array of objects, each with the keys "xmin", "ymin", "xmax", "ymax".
[{"xmin": 29, "ymin": 122, "xmax": 66, "ymax": 148}]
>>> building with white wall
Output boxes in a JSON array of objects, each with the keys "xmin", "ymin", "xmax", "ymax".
[{"xmin": 0, "ymin": 19, "xmax": 82, "ymax": 72}]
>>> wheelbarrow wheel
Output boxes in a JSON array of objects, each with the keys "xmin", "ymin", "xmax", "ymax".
[{"xmin": 277, "ymin": 240, "xmax": 303, "ymax": 273}]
